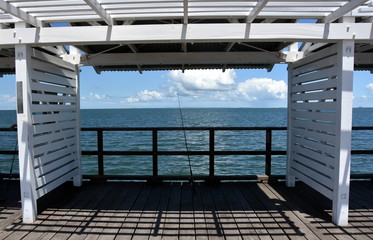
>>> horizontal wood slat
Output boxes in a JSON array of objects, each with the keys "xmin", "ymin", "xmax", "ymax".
[
  {"xmin": 31, "ymin": 104, "xmax": 76, "ymax": 113},
  {"xmin": 291, "ymin": 101, "xmax": 337, "ymax": 112},
  {"xmin": 35, "ymin": 155, "xmax": 76, "ymax": 179},
  {"xmin": 36, "ymin": 168, "xmax": 78, "ymax": 198},
  {"xmin": 32, "ymin": 119, "xmax": 76, "ymax": 134},
  {"xmin": 292, "ymin": 78, "xmax": 337, "ymax": 93},
  {"xmin": 289, "ymin": 168, "xmax": 333, "ymax": 199},
  {"xmin": 31, "ymin": 69, "xmax": 77, "ymax": 88},
  {"xmin": 32, "ymin": 49, "xmax": 76, "ymax": 71},
  {"xmin": 292, "ymin": 128, "xmax": 336, "ymax": 145},
  {"xmin": 34, "ymin": 147, "xmax": 75, "ymax": 168},
  {"xmin": 291, "ymin": 67, "xmax": 338, "ymax": 85},
  {"xmin": 291, "ymin": 55, "xmax": 337, "ymax": 77},
  {"xmin": 292, "ymin": 153, "xmax": 334, "ymax": 177},
  {"xmin": 292, "ymin": 110, "xmax": 336, "ymax": 123},
  {"xmin": 292, "ymin": 119, "xmax": 336, "ymax": 134},
  {"xmin": 291, "ymin": 161, "xmax": 333, "ymax": 188},
  {"xmin": 291, "ymin": 90, "xmax": 337, "ymax": 102},
  {"xmin": 291, "ymin": 45, "xmax": 337, "ymax": 69},
  {"xmin": 32, "ymin": 112, "xmax": 77, "ymax": 125},
  {"xmin": 33, "ymin": 137, "xmax": 76, "ymax": 157},
  {"xmin": 292, "ymin": 144, "xmax": 335, "ymax": 168},
  {"xmin": 32, "ymin": 59, "xmax": 76, "ymax": 79},
  {"xmin": 30, "ymin": 81, "xmax": 76, "ymax": 95},
  {"xmin": 31, "ymin": 92, "xmax": 76, "ymax": 103},
  {"xmin": 33, "ymin": 129, "xmax": 76, "ymax": 146}
]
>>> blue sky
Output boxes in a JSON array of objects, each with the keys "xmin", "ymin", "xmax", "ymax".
[{"xmin": 0, "ymin": 64, "xmax": 372, "ymax": 110}]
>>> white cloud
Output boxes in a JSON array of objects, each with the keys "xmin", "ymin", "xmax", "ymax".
[
  {"xmin": 89, "ymin": 92, "xmax": 108, "ymax": 100},
  {"xmin": 168, "ymin": 69, "xmax": 236, "ymax": 94},
  {"xmin": 124, "ymin": 90, "xmax": 164, "ymax": 103},
  {"xmin": 0, "ymin": 94, "xmax": 16, "ymax": 102},
  {"xmin": 367, "ymin": 83, "xmax": 373, "ymax": 94},
  {"xmin": 125, "ymin": 70, "xmax": 287, "ymax": 105},
  {"xmin": 234, "ymin": 78, "xmax": 287, "ymax": 101}
]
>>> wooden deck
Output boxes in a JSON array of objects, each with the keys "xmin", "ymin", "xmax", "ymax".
[{"xmin": 0, "ymin": 180, "xmax": 372, "ymax": 240}]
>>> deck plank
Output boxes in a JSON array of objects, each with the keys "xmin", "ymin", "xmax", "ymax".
[
  {"xmin": 220, "ymin": 183, "xmax": 260, "ymax": 240},
  {"xmin": 192, "ymin": 183, "xmax": 208, "ymax": 240},
  {"xmin": 199, "ymin": 183, "xmax": 224, "ymax": 239},
  {"xmin": 271, "ymin": 182, "xmax": 339, "ymax": 240},
  {"xmin": 210, "ymin": 184, "xmax": 241, "ymax": 240},
  {"xmin": 50, "ymin": 183, "xmax": 114, "ymax": 240},
  {"xmin": 0, "ymin": 181, "xmax": 372, "ymax": 240},
  {"xmin": 240, "ymin": 183, "xmax": 289, "ymax": 240},
  {"xmin": 116, "ymin": 183, "xmax": 151, "ymax": 239},
  {"xmin": 179, "ymin": 182, "xmax": 195, "ymax": 240},
  {"xmin": 161, "ymin": 182, "xmax": 181, "ymax": 239},
  {"xmin": 109, "ymin": 182, "xmax": 145, "ymax": 240},
  {"xmin": 132, "ymin": 183, "xmax": 164, "ymax": 240}
]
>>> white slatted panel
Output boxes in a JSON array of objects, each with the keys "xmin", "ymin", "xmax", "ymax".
[
  {"xmin": 288, "ymin": 45, "xmax": 339, "ymax": 200},
  {"xmin": 29, "ymin": 49, "xmax": 79, "ymax": 199}
]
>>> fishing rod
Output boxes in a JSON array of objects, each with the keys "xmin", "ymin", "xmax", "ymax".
[{"xmin": 176, "ymin": 92, "xmax": 195, "ymax": 189}]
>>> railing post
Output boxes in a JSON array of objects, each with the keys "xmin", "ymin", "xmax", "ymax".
[
  {"xmin": 152, "ymin": 130, "xmax": 158, "ymax": 177},
  {"xmin": 265, "ymin": 129, "xmax": 272, "ymax": 178},
  {"xmin": 209, "ymin": 129, "xmax": 215, "ymax": 178},
  {"xmin": 97, "ymin": 130, "xmax": 104, "ymax": 176}
]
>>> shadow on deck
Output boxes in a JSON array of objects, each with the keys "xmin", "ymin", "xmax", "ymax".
[{"xmin": 0, "ymin": 180, "xmax": 372, "ymax": 240}]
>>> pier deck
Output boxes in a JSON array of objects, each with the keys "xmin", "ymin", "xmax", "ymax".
[{"xmin": 0, "ymin": 180, "xmax": 372, "ymax": 240}]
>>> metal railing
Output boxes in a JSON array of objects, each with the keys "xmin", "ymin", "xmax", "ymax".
[
  {"xmin": 1, "ymin": 126, "xmax": 373, "ymax": 182},
  {"xmin": 81, "ymin": 127, "xmax": 287, "ymax": 181}
]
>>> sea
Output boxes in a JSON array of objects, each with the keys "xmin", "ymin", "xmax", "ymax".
[{"xmin": 0, "ymin": 108, "xmax": 372, "ymax": 177}]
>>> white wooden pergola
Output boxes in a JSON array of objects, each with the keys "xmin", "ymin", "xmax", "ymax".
[{"xmin": 1, "ymin": 0, "xmax": 373, "ymax": 226}]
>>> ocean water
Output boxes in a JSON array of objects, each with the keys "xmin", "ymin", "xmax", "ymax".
[{"xmin": 0, "ymin": 108, "xmax": 372, "ymax": 177}]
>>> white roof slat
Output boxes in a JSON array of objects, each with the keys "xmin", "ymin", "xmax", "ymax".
[
  {"xmin": 22, "ymin": 6, "xmax": 92, "ymax": 13},
  {"xmin": 0, "ymin": 0, "xmax": 42, "ymax": 26},
  {"xmin": 11, "ymin": 0, "xmax": 85, "ymax": 8},
  {"xmin": 84, "ymin": 0, "xmax": 114, "ymax": 25},
  {"xmin": 261, "ymin": 7, "xmax": 339, "ymax": 12},
  {"xmin": 32, "ymin": 11, "xmax": 97, "ymax": 17},
  {"xmin": 324, "ymin": 0, "xmax": 369, "ymax": 23},
  {"xmin": 0, "ymin": 0, "xmax": 371, "ymax": 25},
  {"xmin": 37, "ymin": 15, "xmax": 101, "ymax": 22},
  {"xmin": 247, "ymin": 0, "xmax": 270, "ymax": 23}
]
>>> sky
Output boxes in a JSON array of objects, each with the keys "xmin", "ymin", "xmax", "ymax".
[{"xmin": 0, "ymin": 64, "xmax": 372, "ymax": 110}]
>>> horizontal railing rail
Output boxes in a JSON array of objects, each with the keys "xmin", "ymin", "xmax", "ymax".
[{"xmin": 1, "ymin": 126, "xmax": 373, "ymax": 182}]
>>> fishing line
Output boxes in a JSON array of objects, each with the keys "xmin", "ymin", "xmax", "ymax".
[{"xmin": 176, "ymin": 92, "xmax": 195, "ymax": 187}]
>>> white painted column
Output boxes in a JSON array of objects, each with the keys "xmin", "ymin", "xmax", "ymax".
[
  {"xmin": 15, "ymin": 43, "xmax": 38, "ymax": 223},
  {"xmin": 332, "ymin": 40, "xmax": 354, "ymax": 226},
  {"xmin": 70, "ymin": 46, "xmax": 83, "ymax": 187}
]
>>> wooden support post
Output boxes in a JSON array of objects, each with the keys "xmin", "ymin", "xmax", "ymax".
[
  {"xmin": 152, "ymin": 130, "xmax": 158, "ymax": 177},
  {"xmin": 333, "ymin": 40, "xmax": 354, "ymax": 226},
  {"xmin": 209, "ymin": 129, "xmax": 215, "ymax": 179},
  {"xmin": 16, "ymin": 43, "xmax": 38, "ymax": 223},
  {"xmin": 265, "ymin": 129, "xmax": 272, "ymax": 177},
  {"xmin": 97, "ymin": 130, "xmax": 104, "ymax": 176}
]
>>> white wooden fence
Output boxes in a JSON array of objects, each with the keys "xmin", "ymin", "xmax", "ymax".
[
  {"xmin": 287, "ymin": 41, "xmax": 354, "ymax": 226},
  {"xmin": 16, "ymin": 46, "xmax": 81, "ymax": 223}
]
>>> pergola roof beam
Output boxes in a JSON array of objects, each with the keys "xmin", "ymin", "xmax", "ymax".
[
  {"xmin": 1, "ymin": 23, "xmax": 373, "ymax": 47},
  {"xmin": 83, "ymin": 0, "xmax": 113, "ymax": 25},
  {"xmin": 324, "ymin": 0, "xmax": 369, "ymax": 23},
  {"xmin": 247, "ymin": 0, "xmax": 269, "ymax": 23},
  {"xmin": 0, "ymin": 0, "xmax": 41, "ymax": 27}
]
